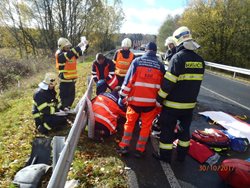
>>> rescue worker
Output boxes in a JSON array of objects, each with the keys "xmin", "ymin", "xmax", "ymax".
[
  {"xmin": 153, "ymin": 26, "xmax": 205, "ymax": 163},
  {"xmin": 32, "ymin": 73, "xmax": 67, "ymax": 134},
  {"xmin": 55, "ymin": 37, "xmax": 88, "ymax": 111},
  {"xmin": 117, "ymin": 42, "xmax": 165, "ymax": 158},
  {"xmin": 164, "ymin": 36, "xmax": 176, "ymax": 62},
  {"xmin": 92, "ymin": 87, "xmax": 126, "ymax": 141},
  {"xmin": 113, "ymin": 38, "xmax": 135, "ymax": 86},
  {"xmin": 92, "ymin": 53, "xmax": 118, "ymax": 95}
]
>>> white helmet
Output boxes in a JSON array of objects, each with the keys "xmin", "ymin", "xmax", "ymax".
[
  {"xmin": 165, "ymin": 36, "xmax": 176, "ymax": 47},
  {"xmin": 58, "ymin": 37, "xmax": 72, "ymax": 50},
  {"xmin": 39, "ymin": 72, "xmax": 57, "ymax": 90},
  {"xmin": 121, "ymin": 38, "xmax": 132, "ymax": 48},
  {"xmin": 173, "ymin": 26, "xmax": 192, "ymax": 46}
]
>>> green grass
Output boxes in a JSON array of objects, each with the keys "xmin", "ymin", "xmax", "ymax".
[{"xmin": 0, "ymin": 60, "xmax": 128, "ymax": 187}]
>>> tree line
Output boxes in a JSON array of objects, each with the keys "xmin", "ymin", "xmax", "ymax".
[
  {"xmin": 0, "ymin": 0, "xmax": 125, "ymax": 57},
  {"xmin": 158, "ymin": 0, "xmax": 250, "ymax": 69},
  {"xmin": 0, "ymin": 0, "xmax": 249, "ymax": 69}
]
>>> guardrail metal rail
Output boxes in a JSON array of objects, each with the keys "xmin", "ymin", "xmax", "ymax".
[
  {"xmin": 205, "ymin": 61, "xmax": 250, "ymax": 78},
  {"xmin": 47, "ymin": 77, "xmax": 94, "ymax": 188}
]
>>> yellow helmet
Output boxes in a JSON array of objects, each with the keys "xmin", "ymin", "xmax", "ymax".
[
  {"xmin": 173, "ymin": 26, "xmax": 192, "ymax": 46},
  {"xmin": 165, "ymin": 36, "xmax": 176, "ymax": 47},
  {"xmin": 121, "ymin": 38, "xmax": 132, "ymax": 48},
  {"xmin": 57, "ymin": 37, "xmax": 72, "ymax": 50},
  {"xmin": 39, "ymin": 72, "xmax": 57, "ymax": 90}
]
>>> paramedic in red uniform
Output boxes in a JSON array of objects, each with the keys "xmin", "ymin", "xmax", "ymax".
[
  {"xmin": 117, "ymin": 42, "xmax": 165, "ymax": 158},
  {"xmin": 92, "ymin": 88, "xmax": 126, "ymax": 140},
  {"xmin": 153, "ymin": 26, "xmax": 205, "ymax": 163}
]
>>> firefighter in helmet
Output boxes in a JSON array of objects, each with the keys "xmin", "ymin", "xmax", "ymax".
[
  {"xmin": 164, "ymin": 36, "xmax": 176, "ymax": 62},
  {"xmin": 113, "ymin": 38, "xmax": 135, "ymax": 86},
  {"xmin": 153, "ymin": 26, "xmax": 205, "ymax": 163},
  {"xmin": 32, "ymin": 72, "xmax": 67, "ymax": 134},
  {"xmin": 55, "ymin": 37, "xmax": 88, "ymax": 111}
]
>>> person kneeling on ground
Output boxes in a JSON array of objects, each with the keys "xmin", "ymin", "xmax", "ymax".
[
  {"xmin": 92, "ymin": 87, "xmax": 126, "ymax": 141},
  {"xmin": 32, "ymin": 72, "xmax": 68, "ymax": 134}
]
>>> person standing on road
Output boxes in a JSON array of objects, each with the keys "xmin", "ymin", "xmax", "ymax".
[
  {"xmin": 113, "ymin": 38, "xmax": 135, "ymax": 86},
  {"xmin": 55, "ymin": 37, "xmax": 88, "ymax": 111},
  {"xmin": 92, "ymin": 53, "xmax": 118, "ymax": 95},
  {"xmin": 117, "ymin": 42, "xmax": 165, "ymax": 158},
  {"xmin": 164, "ymin": 36, "xmax": 176, "ymax": 62},
  {"xmin": 153, "ymin": 26, "xmax": 205, "ymax": 163}
]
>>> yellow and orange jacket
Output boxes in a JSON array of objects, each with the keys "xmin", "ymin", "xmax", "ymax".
[
  {"xmin": 119, "ymin": 51, "xmax": 165, "ymax": 107},
  {"xmin": 55, "ymin": 46, "xmax": 83, "ymax": 81},
  {"xmin": 113, "ymin": 49, "xmax": 134, "ymax": 77},
  {"xmin": 92, "ymin": 92, "xmax": 126, "ymax": 134}
]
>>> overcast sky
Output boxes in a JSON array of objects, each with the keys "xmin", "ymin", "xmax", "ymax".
[{"xmin": 120, "ymin": 0, "xmax": 188, "ymax": 34}]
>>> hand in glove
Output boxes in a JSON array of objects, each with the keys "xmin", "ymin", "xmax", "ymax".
[
  {"xmin": 118, "ymin": 98, "xmax": 125, "ymax": 108},
  {"xmin": 96, "ymin": 79, "xmax": 106, "ymax": 87},
  {"xmin": 156, "ymin": 101, "xmax": 162, "ymax": 108},
  {"xmin": 78, "ymin": 40, "xmax": 89, "ymax": 51}
]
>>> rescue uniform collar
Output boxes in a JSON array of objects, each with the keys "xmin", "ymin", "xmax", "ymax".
[{"xmin": 144, "ymin": 51, "xmax": 157, "ymax": 57}]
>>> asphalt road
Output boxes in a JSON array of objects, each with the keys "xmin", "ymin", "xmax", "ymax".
[
  {"xmin": 121, "ymin": 72, "xmax": 250, "ymax": 188},
  {"xmin": 202, "ymin": 71, "xmax": 250, "ymax": 111}
]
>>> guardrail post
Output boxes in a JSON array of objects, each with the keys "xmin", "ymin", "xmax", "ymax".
[
  {"xmin": 52, "ymin": 136, "xmax": 65, "ymax": 170},
  {"xmin": 233, "ymin": 72, "xmax": 236, "ymax": 78}
]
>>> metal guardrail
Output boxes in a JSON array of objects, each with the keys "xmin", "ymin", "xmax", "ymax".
[
  {"xmin": 47, "ymin": 77, "xmax": 94, "ymax": 188},
  {"xmin": 205, "ymin": 61, "xmax": 250, "ymax": 78}
]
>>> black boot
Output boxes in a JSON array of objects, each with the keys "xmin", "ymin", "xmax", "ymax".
[
  {"xmin": 177, "ymin": 146, "xmax": 189, "ymax": 162},
  {"xmin": 152, "ymin": 149, "xmax": 172, "ymax": 163}
]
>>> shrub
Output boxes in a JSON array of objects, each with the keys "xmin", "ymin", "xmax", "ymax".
[{"xmin": 0, "ymin": 56, "xmax": 53, "ymax": 91}]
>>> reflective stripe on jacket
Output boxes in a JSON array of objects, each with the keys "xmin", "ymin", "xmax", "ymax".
[
  {"xmin": 157, "ymin": 45, "xmax": 205, "ymax": 109},
  {"xmin": 120, "ymin": 51, "xmax": 166, "ymax": 107},
  {"xmin": 55, "ymin": 47, "xmax": 82, "ymax": 81},
  {"xmin": 114, "ymin": 50, "xmax": 134, "ymax": 76},
  {"xmin": 32, "ymin": 88, "xmax": 58, "ymax": 129},
  {"xmin": 91, "ymin": 58, "xmax": 115, "ymax": 82},
  {"xmin": 92, "ymin": 93, "xmax": 125, "ymax": 134}
]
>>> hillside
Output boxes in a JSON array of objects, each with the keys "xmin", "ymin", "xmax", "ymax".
[{"xmin": 0, "ymin": 60, "xmax": 127, "ymax": 187}]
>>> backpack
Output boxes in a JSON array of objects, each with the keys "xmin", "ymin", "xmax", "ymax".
[
  {"xmin": 218, "ymin": 159, "xmax": 250, "ymax": 188},
  {"xmin": 192, "ymin": 128, "xmax": 230, "ymax": 148},
  {"xmin": 222, "ymin": 130, "xmax": 249, "ymax": 152},
  {"xmin": 188, "ymin": 139, "xmax": 218, "ymax": 164}
]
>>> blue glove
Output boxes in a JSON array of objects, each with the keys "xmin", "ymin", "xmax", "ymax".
[
  {"xmin": 97, "ymin": 79, "xmax": 105, "ymax": 87},
  {"xmin": 118, "ymin": 98, "xmax": 125, "ymax": 108}
]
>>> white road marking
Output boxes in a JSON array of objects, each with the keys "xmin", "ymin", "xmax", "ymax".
[
  {"xmin": 151, "ymin": 136, "xmax": 181, "ymax": 188},
  {"xmin": 201, "ymin": 85, "xmax": 250, "ymax": 111},
  {"xmin": 161, "ymin": 162, "xmax": 181, "ymax": 188}
]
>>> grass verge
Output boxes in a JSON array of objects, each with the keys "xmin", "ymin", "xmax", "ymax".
[{"xmin": 0, "ymin": 60, "xmax": 128, "ymax": 188}]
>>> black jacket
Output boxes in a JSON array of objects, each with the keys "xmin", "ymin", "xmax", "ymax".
[
  {"xmin": 32, "ymin": 88, "xmax": 58, "ymax": 117},
  {"xmin": 157, "ymin": 44, "xmax": 205, "ymax": 109}
]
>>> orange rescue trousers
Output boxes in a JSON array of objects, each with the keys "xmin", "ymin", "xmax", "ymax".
[{"xmin": 119, "ymin": 106, "xmax": 159, "ymax": 152}]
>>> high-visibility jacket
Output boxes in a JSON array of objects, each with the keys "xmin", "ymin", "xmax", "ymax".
[
  {"xmin": 55, "ymin": 46, "xmax": 83, "ymax": 82},
  {"xmin": 92, "ymin": 58, "xmax": 115, "ymax": 82},
  {"xmin": 157, "ymin": 45, "xmax": 205, "ymax": 110},
  {"xmin": 32, "ymin": 88, "xmax": 58, "ymax": 130},
  {"xmin": 119, "ymin": 51, "xmax": 166, "ymax": 107},
  {"xmin": 92, "ymin": 92, "xmax": 125, "ymax": 134},
  {"xmin": 114, "ymin": 49, "xmax": 134, "ymax": 77}
]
